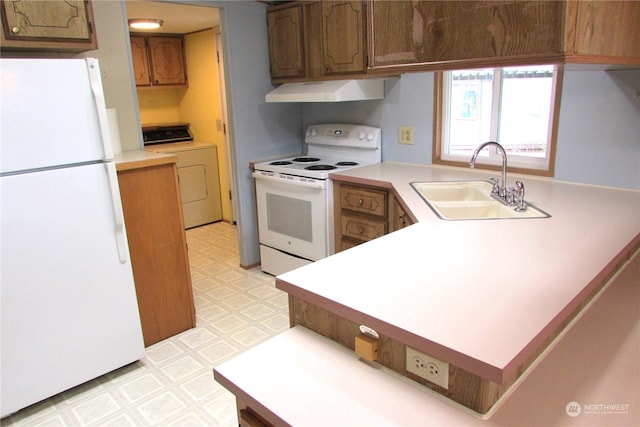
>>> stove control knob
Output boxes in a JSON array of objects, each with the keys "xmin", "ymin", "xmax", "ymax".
[
  {"xmin": 366, "ymin": 132, "xmax": 375, "ymax": 141},
  {"xmin": 311, "ymin": 128, "xmax": 318, "ymax": 137},
  {"xmin": 359, "ymin": 131, "xmax": 366, "ymax": 140}
]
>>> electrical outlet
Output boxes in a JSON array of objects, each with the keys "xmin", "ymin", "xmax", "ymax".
[
  {"xmin": 406, "ymin": 347, "xmax": 449, "ymax": 389},
  {"xmin": 399, "ymin": 126, "xmax": 414, "ymax": 145}
]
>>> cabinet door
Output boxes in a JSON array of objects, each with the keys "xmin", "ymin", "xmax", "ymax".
[
  {"xmin": 130, "ymin": 36, "xmax": 151, "ymax": 87},
  {"xmin": 322, "ymin": 1, "xmax": 366, "ymax": 74},
  {"xmin": 391, "ymin": 197, "xmax": 412, "ymax": 231},
  {"xmin": 370, "ymin": 1, "xmax": 563, "ymax": 68},
  {"xmin": 147, "ymin": 36, "xmax": 188, "ymax": 86},
  {"xmin": 1, "ymin": 0, "xmax": 96, "ymax": 51},
  {"xmin": 569, "ymin": 1, "xmax": 640, "ymax": 59},
  {"xmin": 267, "ymin": 4, "xmax": 305, "ymax": 79}
]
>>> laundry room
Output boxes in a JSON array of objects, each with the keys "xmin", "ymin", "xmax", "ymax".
[{"xmin": 126, "ymin": 1, "xmax": 233, "ymax": 227}]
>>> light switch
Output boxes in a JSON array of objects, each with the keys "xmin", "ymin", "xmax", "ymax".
[{"xmin": 355, "ymin": 333, "xmax": 378, "ymax": 362}]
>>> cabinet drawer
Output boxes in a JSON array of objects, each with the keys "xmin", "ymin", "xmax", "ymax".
[
  {"xmin": 341, "ymin": 214, "xmax": 386, "ymax": 242},
  {"xmin": 340, "ymin": 186, "xmax": 386, "ymax": 217}
]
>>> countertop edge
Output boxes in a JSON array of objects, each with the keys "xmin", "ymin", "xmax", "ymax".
[
  {"xmin": 114, "ymin": 151, "xmax": 176, "ymax": 172},
  {"xmin": 286, "ymin": 163, "xmax": 640, "ymax": 384}
]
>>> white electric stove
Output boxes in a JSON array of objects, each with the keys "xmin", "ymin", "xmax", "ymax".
[{"xmin": 252, "ymin": 124, "xmax": 381, "ymax": 275}]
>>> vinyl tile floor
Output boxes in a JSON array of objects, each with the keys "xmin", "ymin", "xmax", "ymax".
[{"xmin": 1, "ymin": 222, "xmax": 288, "ymax": 427}]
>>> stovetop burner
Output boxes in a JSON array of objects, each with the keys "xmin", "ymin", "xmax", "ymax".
[
  {"xmin": 293, "ymin": 157, "xmax": 320, "ymax": 163},
  {"xmin": 253, "ymin": 124, "xmax": 381, "ymax": 180},
  {"xmin": 305, "ymin": 164, "xmax": 337, "ymax": 171}
]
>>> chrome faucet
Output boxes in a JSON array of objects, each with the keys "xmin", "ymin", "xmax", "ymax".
[
  {"xmin": 469, "ymin": 141, "xmax": 508, "ymax": 197},
  {"xmin": 469, "ymin": 141, "xmax": 528, "ymax": 211}
]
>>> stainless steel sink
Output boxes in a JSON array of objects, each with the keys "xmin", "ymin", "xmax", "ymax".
[{"xmin": 411, "ymin": 181, "xmax": 550, "ymax": 220}]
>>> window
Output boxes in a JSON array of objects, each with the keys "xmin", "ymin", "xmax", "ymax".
[{"xmin": 434, "ymin": 65, "xmax": 562, "ymax": 176}]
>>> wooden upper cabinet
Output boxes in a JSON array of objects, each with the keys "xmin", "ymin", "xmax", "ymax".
[
  {"xmin": 368, "ymin": 0, "xmax": 640, "ymax": 71},
  {"xmin": 130, "ymin": 34, "xmax": 188, "ymax": 88},
  {"xmin": 267, "ymin": 3, "xmax": 305, "ymax": 79},
  {"xmin": 0, "ymin": 0, "xmax": 97, "ymax": 52},
  {"xmin": 369, "ymin": 1, "xmax": 564, "ymax": 69},
  {"xmin": 267, "ymin": 1, "xmax": 369, "ymax": 82},
  {"xmin": 322, "ymin": 1, "xmax": 366, "ymax": 75},
  {"xmin": 566, "ymin": 0, "xmax": 640, "ymax": 63},
  {"xmin": 130, "ymin": 36, "xmax": 151, "ymax": 86}
]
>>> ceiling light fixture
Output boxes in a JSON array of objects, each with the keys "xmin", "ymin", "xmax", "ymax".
[{"xmin": 128, "ymin": 19, "xmax": 163, "ymax": 30}]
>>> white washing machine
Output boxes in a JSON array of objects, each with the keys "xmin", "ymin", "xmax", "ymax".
[{"xmin": 143, "ymin": 124, "xmax": 223, "ymax": 228}]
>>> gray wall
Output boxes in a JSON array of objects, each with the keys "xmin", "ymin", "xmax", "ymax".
[
  {"xmin": 82, "ymin": 0, "xmax": 142, "ymax": 152},
  {"xmin": 302, "ymin": 70, "xmax": 640, "ymax": 190},
  {"xmin": 210, "ymin": 1, "xmax": 302, "ymax": 267}
]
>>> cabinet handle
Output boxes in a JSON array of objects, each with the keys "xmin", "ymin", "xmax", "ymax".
[
  {"xmin": 359, "ymin": 227, "xmax": 364, "ymax": 234},
  {"xmin": 11, "ymin": 27, "xmax": 20, "ymax": 34},
  {"xmin": 358, "ymin": 198, "xmax": 364, "ymax": 205}
]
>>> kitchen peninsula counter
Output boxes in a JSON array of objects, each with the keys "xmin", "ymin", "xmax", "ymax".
[{"xmin": 276, "ymin": 162, "xmax": 640, "ymax": 410}]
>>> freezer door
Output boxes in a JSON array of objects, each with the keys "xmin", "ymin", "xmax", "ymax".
[
  {"xmin": 0, "ymin": 163, "xmax": 144, "ymax": 417},
  {"xmin": 0, "ymin": 58, "xmax": 112, "ymax": 174}
]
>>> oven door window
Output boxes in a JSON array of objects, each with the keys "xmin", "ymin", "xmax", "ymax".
[
  {"xmin": 255, "ymin": 177, "xmax": 327, "ymax": 261},
  {"xmin": 266, "ymin": 194, "xmax": 313, "ymax": 242}
]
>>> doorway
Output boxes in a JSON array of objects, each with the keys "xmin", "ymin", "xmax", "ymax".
[{"xmin": 125, "ymin": 1, "xmax": 236, "ymax": 224}]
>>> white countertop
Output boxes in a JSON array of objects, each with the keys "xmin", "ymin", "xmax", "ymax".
[
  {"xmin": 277, "ymin": 162, "xmax": 640, "ymax": 384},
  {"xmin": 216, "ymin": 251, "xmax": 639, "ymax": 425},
  {"xmin": 144, "ymin": 140, "xmax": 216, "ymax": 153}
]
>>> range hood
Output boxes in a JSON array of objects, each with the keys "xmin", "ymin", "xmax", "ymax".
[{"xmin": 265, "ymin": 79, "xmax": 385, "ymax": 103}]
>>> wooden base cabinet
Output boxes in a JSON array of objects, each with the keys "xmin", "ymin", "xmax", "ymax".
[
  {"xmin": 334, "ymin": 181, "xmax": 414, "ymax": 252},
  {"xmin": 117, "ymin": 159, "xmax": 195, "ymax": 347}
]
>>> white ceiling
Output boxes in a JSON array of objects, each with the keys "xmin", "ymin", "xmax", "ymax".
[{"xmin": 125, "ymin": 1, "xmax": 220, "ymax": 35}]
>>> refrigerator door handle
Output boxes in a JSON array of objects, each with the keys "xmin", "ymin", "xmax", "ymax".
[
  {"xmin": 86, "ymin": 58, "xmax": 114, "ymax": 161},
  {"xmin": 105, "ymin": 162, "xmax": 128, "ymax": 263}
]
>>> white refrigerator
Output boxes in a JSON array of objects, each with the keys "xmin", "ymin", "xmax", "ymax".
[{"xmin": 0, "ymin": 58, "xmax": 145, "ymax": 417}]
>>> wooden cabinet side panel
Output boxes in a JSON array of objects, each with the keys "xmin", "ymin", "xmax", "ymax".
[
  {"xmin": 118, "ymin": 164, "xmax": 195, "ymax": 347},
  {"xmin": 1, "ymin": 0, "xmax": 97, "ymax": 51},
  {"xmin": 571, "ymin": 1, "xmax": 640, "ymax": 60},
  {"xmin": 322, "ymin": 0, "xmax": 366, "ymax": 74},
  {"xmin": 303, "ymin": 1, "xmax": 324, "ymax": 79}
]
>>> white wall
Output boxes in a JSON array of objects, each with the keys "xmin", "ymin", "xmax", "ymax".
[{"xmin": 302, "ymin": 69, "xmax": 640, "ymax": 190}]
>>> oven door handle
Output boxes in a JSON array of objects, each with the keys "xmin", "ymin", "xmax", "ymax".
[{"xmin": 252, "ymin": 171, "xmax": 326, "ymax": 189}]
